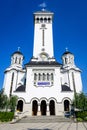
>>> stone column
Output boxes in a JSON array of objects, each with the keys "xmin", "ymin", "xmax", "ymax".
[
  {"xmin": 37, "ymin": 104, "xmax": 41, "ymax": 116},
  {"xmin": 46, "ymin": 103, "xmax": 50, "ymax": 116}
]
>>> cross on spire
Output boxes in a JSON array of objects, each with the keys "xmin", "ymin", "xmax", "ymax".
[{"xmin": 18, "ymin": 47, "xmax": 20, "ymax": 52}]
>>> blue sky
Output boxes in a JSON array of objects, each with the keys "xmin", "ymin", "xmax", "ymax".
[{"xmin": 0, "ymin": 0, "xmax": 87, "ymax": 93}]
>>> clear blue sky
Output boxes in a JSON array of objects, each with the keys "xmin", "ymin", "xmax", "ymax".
[{"xmin": 0, "ymin": 0, "xmax": 87, "ymax": 93}]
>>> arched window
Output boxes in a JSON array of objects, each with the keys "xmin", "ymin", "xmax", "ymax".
[
  {"xmin": 49, "ymin": 100, "xmax": 55, "ymax": 115},
  {"xmin": 51, "ymin": 73, "xmax": 53, "ymax": 80},
  {"xmin": 64, "ymin": 100, "xmax": 70, "ymax": 111},
  {"xmin": 34, "ymin": 73, "xmax": 37, "ymax": 81},
  {"xmin": 32, "ymin": 100, "xmax": 38, "ymax": 116},
  {"xmin": 43, "ymin": 73, "xmax": 45, "ymax": 81},
  {"xmin": 15, "ymin": 57, "xmax": 17, "ymax": 63},
  {"xmin": 19, "ymin": 58, "xmax": 21, "ymax": 64},
  {"xmin": 44, "ymin": 17, "xmax": 47, "ymax": 22},
  {"xmin": 41, "ymin": 100, "xmax": 46, "ymax": 115},
  {"xmin": 40, "ymin": 17, "xmax": 43, "ymax": 23},
  {"xmin": 47, "ymin": 73, "xmax": 49, "ymax": 81},
  {"xmin": 38, "ymin": 73, "xmax": 41, "ymax": 80},
  {"xmin": 17, "ymin": 100, "xmax": 23, "ymax": 112},
  {"xmin": 48, "ymin": 17, "xmax": 51, "ymax": 23}
]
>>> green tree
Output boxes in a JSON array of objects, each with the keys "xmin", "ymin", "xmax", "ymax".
[
  {"xmin": 73, "ymin": 92, "xmax": 87, "ymax": 111},
  {"xmin": 0, "ymin": 89, "xmax": 8, "ymax": 110},
  {"xmin": 9, "ymin": 96, "xmax": 18, "ymax": 112}
]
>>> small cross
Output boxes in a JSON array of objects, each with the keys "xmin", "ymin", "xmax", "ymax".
[
  {"xmin": 18, "ymin": 47, "xmax": 20, "ymax": 51},
  {"xmin": 65, "ymin": 47, "xmax": 68, "ymax": 52}
]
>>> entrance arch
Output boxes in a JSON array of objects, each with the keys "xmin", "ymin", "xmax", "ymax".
[
  {"xmin": 64, "ymin": 100, "xmax": 70, "ymax": 111},
  {"xmin": 32, "ymin": 100, "xmax": 38, "ymax": 116},
  {"xmin": 17, "ymin": 100, "xmax": 23, "ymax": 112},
  {"xmin": 49, "ymin": 100, "xmax": 55, "ymax": 115},
  {"xmin": 41, "ymin": 100, "xmax": 47, "ymax": 115}
]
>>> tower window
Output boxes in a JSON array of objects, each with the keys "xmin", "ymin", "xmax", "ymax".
[
  {"xmin": 15, "ymin": 57, "xmax": 17, "ymax": 63},
  {"xmin": 19, "ymin": 58, "xmax": 21, "ymax": 64},
  {"xmin": 36, "ymin": 17, "xmax": 39, "ymax": 22},
  {"xmin": 47, "ymin": 73, "xmax": 49, "ymax": 81},
  {"xmin": 51, "ymin": 73, "xmax": 53, "ymax": 80},
  {"xmin": 38, "ymin": 73, "xmax": 41, "ymax": 80},
  {"xmin": 48, "ymin": 18, "xmax": 51, "ymax": 23},
  {"xmin": 44, "ymin": 18, "xmax": 47, "ymax": 22},
  {"xmin": 34, "ymin": 73, "xmax": 37, "ymax": 81},
  {"xmin": 43, "ymin": 73, "xmax": 45, "ymax": 81},
  {"xmin": 40, "ymin": 17, "xmax": 43, "ymax": 23}
]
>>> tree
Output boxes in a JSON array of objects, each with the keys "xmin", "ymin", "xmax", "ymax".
[
  {"xmin": 73, "ymin": 92, "xmax": 87, "ymax": 111},
  {"xmin": 9, "ymin": 96, "xmax": 18, "ymax": 112},
  {"xmin": 0, "ymin": 89, "xmax": 8, "ymax": 110}
]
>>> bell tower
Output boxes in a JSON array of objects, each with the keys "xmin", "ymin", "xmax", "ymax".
[{"xmin": 33, "ymin": 10, "xmax": 54, "ymax": 61}]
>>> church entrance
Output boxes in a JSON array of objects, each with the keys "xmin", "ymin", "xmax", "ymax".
[
  {"xmin": 49, "ymin": 100, "xmax": 55, "ymax": 115},
  {"xmin": 64, "ymin": 100, "xmax": 70, "ymax": 111},
  {"xmin": 17, "ymin": 100, "xmax": 23, "ymax": 112},
  {"xmin": 41, "ymin": 100, "xmax": 47, "ymax": 115},
  {"xmin": 32, "ymin": 100, "xmax": 38, "ymax": 116}
]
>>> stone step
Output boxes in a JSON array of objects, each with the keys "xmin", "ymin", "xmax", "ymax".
[{"xmin": 17, "ymin": 116, "xmax": 72, "ymax": 123}]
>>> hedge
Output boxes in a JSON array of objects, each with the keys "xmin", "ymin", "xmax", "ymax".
[
  {"xmin": 0, "ymin": 112, "xmax": 14, "ymax": 122},
  {"xmin": 75, "ymin": 111, "xmax": 87, "ymax": 121}
]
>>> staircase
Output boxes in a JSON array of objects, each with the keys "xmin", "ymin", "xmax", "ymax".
[{"xmin": 16, "ymin": 116, "xmax": 72, "ymax": 123}]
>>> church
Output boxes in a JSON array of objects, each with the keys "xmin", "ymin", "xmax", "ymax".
[{"xmin": 3, "ymin": 9, "xmax": 82, "ymax": 116}]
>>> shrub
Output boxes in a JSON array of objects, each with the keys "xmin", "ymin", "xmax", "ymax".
[
  {"xmin": 0, "ymin": 112, "xmax": 14, "ymax": 122},
  {"xmin": 77, "ymin": 117, "xmax": 83, "ymax": 122},
  {"xmin": 75, "ymin": 111, "xmax": 87, "ymax": 121}
]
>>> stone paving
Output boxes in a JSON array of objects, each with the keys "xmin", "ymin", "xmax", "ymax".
[{"xmin": 0, "ymin": 122, "xmax": 87, "ymax": 130}]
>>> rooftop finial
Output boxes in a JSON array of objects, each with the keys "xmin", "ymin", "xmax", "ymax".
[
  {"xmin": 65, "ymin": 47, "xmax": 68, "ymax": 52},
  {"xmin": 18, "ymin": 47, "xmax": 20, "ymax": 52},
  {"xmin": 39, "ymin": 2, "xmax": 47, "ymax": 11}
]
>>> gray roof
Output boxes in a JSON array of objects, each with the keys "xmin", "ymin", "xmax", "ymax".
[
  {"xmin": 15, "ymin": 85, "xmax": 25, "ymax": 92},
  {"xmin": 12, "ymin": 51, "xmax": 23, "ymax": 56},
  {"xmin": 25, "ymin": 61, "xmax": 62, "ymax": 67},
  {"xmin": 62, "ymin": 85, "xmax": 72, "ymax": 91}
]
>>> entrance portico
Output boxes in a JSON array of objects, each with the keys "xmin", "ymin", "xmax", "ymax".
[{"xmin": 32, "ymin": 99, "xmax": 55, "ymax": 116}]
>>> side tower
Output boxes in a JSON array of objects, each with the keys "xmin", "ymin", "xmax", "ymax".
[
  {"xmin": 3, "ymin": 50, "xmax": 25, "ymax": 97},
  {"xmin": 61, "ymin": 49, "xmax": 82, "ymax": 93}
]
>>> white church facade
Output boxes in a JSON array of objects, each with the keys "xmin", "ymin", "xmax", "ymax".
[{"xmin": 3, "ymin": 9, "xmax": 82, "ymax": 116}]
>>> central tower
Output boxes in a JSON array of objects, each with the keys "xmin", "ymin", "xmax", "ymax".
[{"xmin": 33, "ymin": 10, "xmax": 54, "ymax": 61}]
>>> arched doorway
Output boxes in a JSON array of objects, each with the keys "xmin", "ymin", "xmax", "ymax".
[
  {"xmin": 32, "ymin": 100, "xmax": 38, "ymax": 116},
  {"xmin": 41, "ymin": 100, "xmax": 47, "ymax": 115},
  {"xmin": 64, "ymin": 100, "xmax": 70, "ymax": 111},
  {"xmin": 49, "ymin": 100, "xmax": 55, "ymax": 115},
  {"xmin": 17, "ymin": 100, "xmax": 23, "ymax": 112}
]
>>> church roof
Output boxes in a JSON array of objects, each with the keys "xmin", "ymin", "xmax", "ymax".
[
  {"xmin": 11, "ymin": 51, "xmax": 23, "ymax": 56},
  {"xmin": 61, "ymin": 85, "xmax": 72, "ymax": 92},
  {"xmin": 25, "ymin": 61, "xmax": 62, "ymax": 67},
  {"xmin": 15, "ymin": 85, "xmax": 25, "ymax": 92},
  {"xmin": 62, "ymin": 50, "xmax": 73, "ymax": 56}
]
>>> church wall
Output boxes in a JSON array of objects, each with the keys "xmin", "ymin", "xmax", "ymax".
[
  {"xmin": 25, "ymin": 66, "xmax": 62, "ymax": 103},
  {"xmin": 73, "ymin": 71, "xmax": 83, "ymax": 93}
]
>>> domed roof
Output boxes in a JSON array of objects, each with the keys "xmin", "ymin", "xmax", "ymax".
[
  {"xmin": 12, "ymin": 51, "xmax": 23, "ymax": 56},
  {"xmin": 11, "ymin": 47, "xmax": 24, "ymax": 56},
  {"xmin": 62, "ymin": 48, "xmax": 73, "ymax": 56}
]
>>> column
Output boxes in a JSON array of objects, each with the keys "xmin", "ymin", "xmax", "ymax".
[
  {"xmin": 37, "ymin": 104, "xmax": 41, "ymax": 116},
  {"xmin": 46, "ymin": 103, "xmax": 50, "ymax": 116}
]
